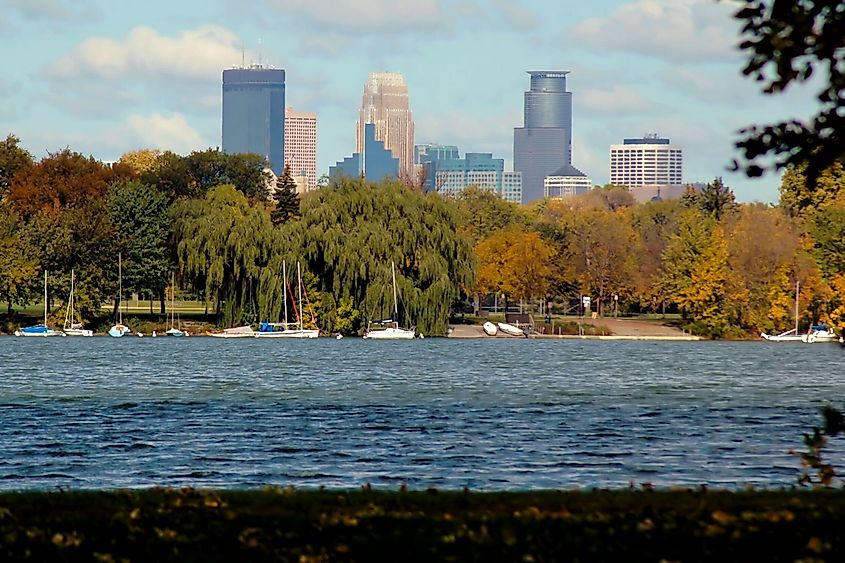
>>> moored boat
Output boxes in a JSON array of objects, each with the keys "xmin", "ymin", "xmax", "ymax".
[
  {"xmin": 16, "ymin": 271, "xmax": 64, "ymax": 337},
  {"xmin": 208, "ymin": 326, "xmax": 255, "ymax": 338},
  {"xmin": 363, "ymin": 261, "xmax": 416, "ymax": 340},
  {"xmin": 497, "ymin": 322, "xmax": 526, "ymax": 337},
  {"xmin": 62, "ymin": 270, "xmax": 93, "ymax": 336},
  {"xmin": 802, "ymin": 325, "xmax": 838, "ymax": 343},
  {"xmin": 482, "ymin": 321, "xmax": 498, "ymax": 336}
]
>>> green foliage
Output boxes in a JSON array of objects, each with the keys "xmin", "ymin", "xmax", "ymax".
[
  {"xmin": 107, "ymin": 181, "xmax": 173, "ymax": 309},
  {"xmin": 271, "ymin": 163, "xmax": 300, "ymax": 225},
  {"xmin": 810, "ymin": 205, "xmax": 845, "ymax": 280},
  {"xmin": 686, "ymin": 177, "xmax": 738, "ymax": 221},
  {"xmin": 0, "ymin": 209, "xmax": 39, "ymax": 310},
  {"xmin": 278, "ymin": 177, "xmax": 475, "ymax": 335},
  {"xmin": 173, "ymin": 185, "xmax": 275, "ymax": 327},
  {"xmin": 732, "ymin": 1, "xmax": 845, "ymax": 181},
  {"xmin": 0, "ymin": 133, "xmax": 33, "ymax": 198},
  {"xmin": 454, "ymin": 186, "xmax": 527, "ymax": 243},
  {"xmin": 779, "ymin": 160, "xmax": 845, "ymax": 220}
]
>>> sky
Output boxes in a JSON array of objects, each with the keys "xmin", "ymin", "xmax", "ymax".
[{"xmin": 0, "ymin": 0, "xmax": 826, "ymax": 203}]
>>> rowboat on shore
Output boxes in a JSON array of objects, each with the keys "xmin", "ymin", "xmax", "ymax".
[
  {"xmin": 482, "ymin": 321, "xmax": 498, "ymax": 336},
  {"xmin": 497, "ymin": 322, "xmax": 526, "ymax": 337}
]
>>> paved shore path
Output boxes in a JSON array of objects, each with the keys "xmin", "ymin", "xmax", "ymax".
[{"xmin": 448, "ymin": 318, "xmax": 699, "ymax": 340}]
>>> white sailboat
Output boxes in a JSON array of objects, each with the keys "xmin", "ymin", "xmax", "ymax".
[
  {"xmin": 363, "ymin": 261, "xmax": 416, "ymax": 340},
  {"xmin": 255, "ymin": 261, "xmax": 319, "ymax": 338},
  {"xmin": 62, "ymin": 269, "xmax": 93, "ymax": 337},
  {"xmin": 108, "ymin": 253, "xmax": 131, "ymax": 338},
  {"xmin": 761, "ymin": 281, "xmax": 804, "ymax": 342},
  {"xmin": 15, "ymin": 271, "xmax": 65, "ymax": 337},
  {"xmin": 165, "ymin": 273, "xmax": 186, "ymax": 337}
]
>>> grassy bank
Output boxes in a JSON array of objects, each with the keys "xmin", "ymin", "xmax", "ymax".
[{"xmin": 1, "ymin": 488, "xmax": 844, "ymax": 561}]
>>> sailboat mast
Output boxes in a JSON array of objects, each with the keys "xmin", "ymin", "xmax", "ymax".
[
  {"xmin": 283, "ymin": 260, "xmax": 288, "ymax": 326},
  {"xmin": 297, "ymin": 262, "xmax": 303, "ymax": 328},
  {"xmin": 70, "ymin": 270, "xmax": 74, "ymax": 324},
  {"xmin": 118, "ymin": 252, "xmax": 122, "ymax": 324},
  {"xmin": 44, "ymin": 270, "xmax": 47, "ymax": 326},
  {"xmin": 391, "ymin": 260, "xmax": 398, "ymax": 320},
  {"xmin": 795, "ymin": 280, "xmax": 800, "ymax": 334}
]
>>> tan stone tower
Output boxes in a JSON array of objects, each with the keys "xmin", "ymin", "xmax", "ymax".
[{"xmin": 356, "ymin": 72, "xmax": 415, "ymax": 180}]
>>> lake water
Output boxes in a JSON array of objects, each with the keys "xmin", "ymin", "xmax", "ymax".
[{"xmin": 0, "ymin": 337, "xmax": 843, "ymax": 491}]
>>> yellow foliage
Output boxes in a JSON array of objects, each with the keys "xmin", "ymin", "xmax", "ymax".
[{"xmin": 474, "ymin": 227, "xmax": 556, "ymax": 301}]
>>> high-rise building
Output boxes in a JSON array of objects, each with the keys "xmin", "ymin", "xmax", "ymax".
[
  {"xmin": 415, "ymin": 143, "xmax": 460, "ymax": 191},
  {"xmin": 284, "ymin": 107, "xmax": 317, "ymax": 192},
  {"xmin": 432, "ymin": 152, "xmax": 521, "ymax": 203},
  {"xmin": 514, "ymin": 71, "xmax": 572, "ymax": 204},
  {"xmin": 544, "ymin": 164, "xmax": 592, "ymax": 199},
  {"xmin": 329, "ymin": 123, "xmax": 399, "ymax": 183},
  {"xmin": 609, "ymin": 134, "xmax": 683, "ymax": 188},
  {"xmin": 356, "ymin": 72, "xmax": 415, "ymax": 180},
  {"xmin": 222, "ymin": 65, "xmax": 285, "ymax": 175}
]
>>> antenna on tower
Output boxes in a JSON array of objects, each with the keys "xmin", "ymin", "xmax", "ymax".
[
  {"xmin": 258, "ymin": 37, "xmax": 262, "ymax": 67},
  {"xmin": 241, "ymin": 40, "xmax": 245, "ymax": 68}
]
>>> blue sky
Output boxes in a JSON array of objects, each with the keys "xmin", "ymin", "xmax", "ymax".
[{"xmin": 0, "ymin": 0, "xmax": 824, "ymax": 203}]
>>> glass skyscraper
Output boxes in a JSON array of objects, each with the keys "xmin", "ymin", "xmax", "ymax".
[
  {"xmin": 513, "ymin": 71, "xmax": 572, "ymax": 203},
  {"xmin": 222, "ymin": 66, "xmax": 285, "ymax": 175}
]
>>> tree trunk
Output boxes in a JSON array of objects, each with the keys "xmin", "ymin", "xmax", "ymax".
[
  {"xmin": 159, "ymin": 287, "xmax": 166, "ymax": 317},
  {"xmin": 112, "ymin": 296, "xmax": 120, "ymax": 322}
]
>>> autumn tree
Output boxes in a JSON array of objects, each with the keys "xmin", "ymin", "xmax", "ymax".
[
  {"xmin": 454, "ymin": 186, "xmax": 528, "ymax": 243},
  {"xmin": 779, "ymin": 160, "xmax": 845, "ymax": 221},
  {"xmin": 686, "ymin": 177, "xmax": 738, "ymax": 221},
  {"xmin": 0, "ymin": 134, "xmax": 33, "ymax": 200},
  {"xmin": 271, "ymin": 163, "xmax": 300, "ymax": 225},
  {"xmin": 118, "ymin": 149, "xmax": 161, "ymax": 176},
  {"xmin": 474, "ymin": 227, "xmax": 556, "ymax": 309}
]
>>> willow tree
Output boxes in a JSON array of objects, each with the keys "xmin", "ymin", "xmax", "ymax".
[
  {"xmin": 173, "ymin": 185, "xmax": 274, "ymax": 326},
  {"xmin": 274, "ymin": 177, "xmax": 475, "ymax": 335}
]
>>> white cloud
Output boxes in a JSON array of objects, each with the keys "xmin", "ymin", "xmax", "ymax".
[
  {"xmin": 568, "ymin": 0, "xmax": 740, "ymax": 63},
  {"xmin": 489, "ymin": 0, "xmax": 539, "ymax": 32},
  {"xmin": 44, "ymin": 25, "xmax": 251, "ymax": 82},
  {"xmin": 261, "ymin": 0, "xmax": 444, "ymax": 33},
  {"xmin": 125, "ymin": 113, "xmax": 207, "ymax": 154},
  {"xmin": 579, "ymin": 85, "xmax": 652, "ymax": 115}
]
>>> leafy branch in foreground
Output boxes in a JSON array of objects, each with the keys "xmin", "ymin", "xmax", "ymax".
[
  {"xmin": 793, "ymin": 405, "xmax": 845, "ymax": 487},
  {"xmin": 731, "ymin": 0, "xmax": 844, "ymax": 182}
]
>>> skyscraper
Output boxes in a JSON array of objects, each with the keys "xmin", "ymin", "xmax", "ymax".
[
  {"xmin": 222, "ymin": 65, "xmax": 285, "ymax": 175},
  {"xmin": 329, "ymin": 123, "xmax": 399, "ymax": 183},
  {"xmin": 513, "ymin": 71, "xmax": 573, "ymax": 204},
  {"xmin": 609, "ymin": 134, "xmax": 683, "ymax": 187},
  {"xmin": 356, "ymin": 72, "xmax": 415, "ymax": 180},
  {"xmin": 284, "ymin": 107, "xmax": 317, "ymax": 192}
]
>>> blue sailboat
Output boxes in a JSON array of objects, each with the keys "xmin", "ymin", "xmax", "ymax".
[{"xmin": 15, "ymin": 271, "xmax": 65, "ymax": 337}]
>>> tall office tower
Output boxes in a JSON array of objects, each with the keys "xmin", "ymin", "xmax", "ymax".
[
  {"xmin": 609, "ymin": 134, "xmax": 683, "ymax": 187},
  {"xmin": 356, "ymin": 72, "xmax": 415, "ymax": 180},
  {"xmin": 329, "ymin": 123, "xmax": 399, "ymax": 183},
  {"xmin": 222, "ymin": 65, "xmax": 286, "ymax": 175},
  {"xmin": 284, "ymin": 107, "xmax": 317, "ymax": 192},
  {"xmin": 513, "ymin": 71, "xmax": 573, "ymax": 204}
]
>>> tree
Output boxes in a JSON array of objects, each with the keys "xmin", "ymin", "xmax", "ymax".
[
  {"xmin": 173, "ymin": 185, "xmax": 275, "ymax": 327},
  {"xmin": 693, "ymin": 177, "xmax": 738, "ymax": 221},
  {"xmin": 0, "ymin": 210, "xmax": 39, "ymax": 312},
  {"xmin": 7, "ymin": 149, "xmax": 131, "ymax": 219},
  {"xmin": 0, "ymin": 134, "xmax": 33, "ymax": 199},
  {"xmin": 271, "ymin": 163, "xmax": 300, "ymax": 225},
  {"xmin": 474, "ymin": 227, "xmax": 556, "ymax": 306},
  {"xmin": 779, "ymin": 160, "xmax": 845, "ymax": 221},
  {"xmin": 108, "ymin": 181, "xmax": 173, "ymax": 314},
  {"xmin": 731, "ymin": 1, "xmax": 845, "ymax": 181},
  {"xmin": 273, "ymin": 177, "xmax": 475, "ymax": 335},
  {"xmin": 118, "ymin": 149, "xmax": 161, "ymax": 176},
  {"xmin": 454, "ymin": 186, "xmax": 527, "ymax": 243},
  {"xmin": 810, "ymin": 205, "xmax": 845, "ymax": 281}
]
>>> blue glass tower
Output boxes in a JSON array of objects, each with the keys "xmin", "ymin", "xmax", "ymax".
[
  {"xmin": 222, "ymin": 66, "xmax": 285, "ymax": 175},
  {"xmin": 513, "ymin": 71, "xmax": 572, "ymax": 203},
  {"xmin": 329, "ymin": 123, "xmax": 399, "ymax": 182}
]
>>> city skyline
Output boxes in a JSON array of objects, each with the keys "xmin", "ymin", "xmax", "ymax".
[
  {"xmin": 356, "ymin": 72, "xmax": 415, "ymax": 181},
  {"xmin": 0, "ymin": 0, "xmax": 825, "ymax": 203}
]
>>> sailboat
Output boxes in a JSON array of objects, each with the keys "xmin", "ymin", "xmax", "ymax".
[
  {"xmin": 15, "ymin": 271, "xmax": 65, "ymax": 337},
  {"xmin": 108, "ymin": 253, "xmax": 131, "ymax": 338},
  {"xmin": 761, "ymin": 281, "xmax": 804, "ymax": 342},
  {"xmin": 363, "ymin": 261, "xmax": 416, "ymax": 340},
  {"xmin": 255, "ymin": 261, "xmax": 319, "ymax": 338},
  {"xmin": 62, "ymin": 269, "xmax": 93, "ymax": 337},
  {"xmin": 165, "ymin": 274, "xmax": 186, "ymax": 337}
]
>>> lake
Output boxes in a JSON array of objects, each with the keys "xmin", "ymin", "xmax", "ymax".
[{"xmin": 0, "ymin": 337, "xmax": 843, "ymax": 491}]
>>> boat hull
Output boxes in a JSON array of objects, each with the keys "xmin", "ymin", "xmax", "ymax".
[
  {"xmin": 497, "ymin": 322, "xmax": 525, "ymax": 337},
  {"xmin": 255, "ymin": 329, "xmax": 319, "ymax": 339},
  {"xmin": 108, "ymin": 324, "xmax": 131, "ymax": 338},
  {"xmin": 482, "ymin": 321, "xmax": 498, "ymax": 336},
  {"xmin": 363, "ymin": 327, "xmax": 416, "ymax": 340},
  {"xmin": 16, "ymin": 325, "xmax": 65, "ymax": 337},
  {"xmin": 64, "ymin": 328, "xmax": 93, "ymax": 337}
]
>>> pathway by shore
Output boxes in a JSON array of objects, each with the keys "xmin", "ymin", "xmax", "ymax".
[{"xmin": 448, "ymin": 318, "xmax": 700, "ymax": 340}]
